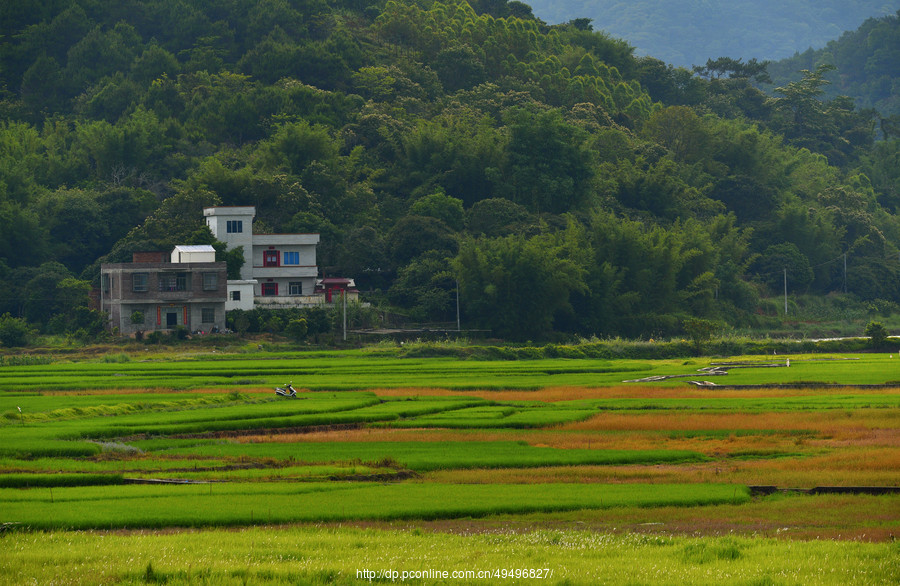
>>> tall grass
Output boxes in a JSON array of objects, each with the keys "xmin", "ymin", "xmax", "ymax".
[{"xmin": 2, "ymin": 524, "xmax": 897, "ymax": 585}]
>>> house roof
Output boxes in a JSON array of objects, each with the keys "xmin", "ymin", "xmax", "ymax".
[
  {"xmin": 318, "ymin": 278, "xmax": 356, "ymax": 288},
  {"xmin": 172, "ymin": 245, "xmax": 216, "ymax": 253}
]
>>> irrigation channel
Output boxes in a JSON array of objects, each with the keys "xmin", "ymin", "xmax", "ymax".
[{"xmin": 623, "ymin": 357, "xmax": 872, "ymax": 387}]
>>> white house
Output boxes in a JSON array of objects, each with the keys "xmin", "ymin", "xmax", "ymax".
[
  {"xmin": 204, "ymin": 206, "xmax": 321, "ymax": 309},
  {"xmin": 224, "ymin": 279, "xmax": 257, "ymax": 311},
  {"xmin": 171, "ymin": 245, "xmax": 216, "ymax": 264}
]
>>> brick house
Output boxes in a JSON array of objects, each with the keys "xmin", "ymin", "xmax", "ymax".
[{"xmin": 100, "ymin": 246, "xmax": 227, "ymax": 335}]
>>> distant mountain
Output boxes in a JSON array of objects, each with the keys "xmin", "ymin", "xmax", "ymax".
[
  {"xmin": 526, "ymin": 0, "xmax": 899, "ymax": 68},
  {"xmin": 765, "ymin": 11, "xmax": 900, "ymax": 118}
]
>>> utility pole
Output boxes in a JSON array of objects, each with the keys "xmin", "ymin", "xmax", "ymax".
[
  {"xmin": 783, "ymin": 268, "xmax": 788, "ymax": 315},
  {"xmin": 342, "ymin": 290, "xmax": 347, "ymax": 341},
  {"xmin": 456, "ymin": 279, "xmax": 461, "ymax": 332},
  {"xmin": 843, "ymin": 253, "xmax": 847, "ymax": 294}
]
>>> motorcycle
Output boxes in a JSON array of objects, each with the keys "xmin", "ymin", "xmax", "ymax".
[{"xmin": 275, "ymin": 382, "xmax": 297, "ymax": 398}]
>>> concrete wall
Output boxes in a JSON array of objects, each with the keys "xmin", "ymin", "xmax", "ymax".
[
  {"xmin": 204, "ymin": 207, "xmax": 255, "ymax": 279},
  {"xmin": 101, "ymin": 261, "xmax": 227, "ymax": 335}
]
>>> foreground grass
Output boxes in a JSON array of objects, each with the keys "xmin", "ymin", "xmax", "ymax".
[{"xmin": 1, "ymin": 525, "xmax": 897, "ymax": 585}]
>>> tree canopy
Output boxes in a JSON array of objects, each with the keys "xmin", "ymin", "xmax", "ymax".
[{"xmin": 1, "ymin": 0, "xmax": 899, "ymax": 341}]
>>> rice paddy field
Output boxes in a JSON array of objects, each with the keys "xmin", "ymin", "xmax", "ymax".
[{"xmin": 0, "ymin": 348, "xmax": 898, "ymax": 584}]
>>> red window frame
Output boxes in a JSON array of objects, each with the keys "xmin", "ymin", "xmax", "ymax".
[
  {"xmin": 261, "ymin": 282, "xmax": 278, "ymax": 296},
  {"xmin": 263, "ymin": 250, "xmax": 280, "ymax": 267}
]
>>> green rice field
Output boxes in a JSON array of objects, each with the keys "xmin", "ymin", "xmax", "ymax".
[
  {"xmin": 0, "ymin": 351, "xmax": 897, "ymax": 392},
  {"xmin": 1, "ymin": 348, "xmax": 898, "ymax": 583}
]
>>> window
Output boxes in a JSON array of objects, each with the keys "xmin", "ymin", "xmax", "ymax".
[
  {"xmin": 230, "ymin": 290, "xmax": 241, "ymax": 301},
  {"xmin": 283, "ymin": 251, "xmax": 299, "ymax": 265},
  {"xmin": 261, "ymin": 282, "xmax": 278, "ymax": 296},
  {"xmin": 201, "ymin": 307, "xmax": 215, "ymax": 323},
  {"xmin": 264, "ymin": 250, "xmax": 279, "ymax": 267},
  {"xmin": 132, "ymin": 273, "xmax": 148, "ymax": 292},
  {"xmin": 159, "ymin": 273, "xmax": 189, "ymax": 291},
  {"xmin": 226, "ymin": 220, "xmax": 242, "ymax": 233},
  {"xmin": 202, "ymin": 272, "xmax": 218, "ymax": 291},
  {"xmin": 289, "ymin": 282, "xmax": 302, "ymax": 295}
]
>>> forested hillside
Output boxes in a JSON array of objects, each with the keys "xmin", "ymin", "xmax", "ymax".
[
  {"xmin": 525, "ymin": 0, "xmax": 898, "ymax": 68},
  {"xmin": 766, "ymin": 11, "xmax": 900, "ymax": 119},
  {"xmin": 1, "ymin": 0, "xmax": 899, "ymax": 342}
]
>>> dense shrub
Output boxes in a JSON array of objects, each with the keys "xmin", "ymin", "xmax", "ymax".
[{"xmin": 0, "ymin": 313, "xmax": 33, "ymax": 347}]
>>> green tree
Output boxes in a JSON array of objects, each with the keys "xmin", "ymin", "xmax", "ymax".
[
  {"xmin": 766, "ymin": 63, "xmax": 875, "ymax": 164},
  {"xmin": 285, "ymin": 318, "xmax": 309, "ymax": 342},
  {"xmin": 753, "ymin": 243, "xmax": 814, "ymax": 295},
  {"xmin": 433, "ymin": 43, "xmax": 487, "ymax": 92},
  {"xmin": 22, "ymin": 261, "xmax": 72, "ymax": 325},
  {"xmin": 453, "ymin": 231, "xmax": 586, "ymax": 340},
  {"xmin": 36, "ymin": 189, "xmax": 109, "ymax": 273},
  {"xmin": 496, "ymin": 108, "xmax": 594, "ymax": 214},
  {"xmin": 0, "ymin": 313, "xmax": 32, "ymax": 347},
  {"xmin": 398, "ymin": 110, "xmax": 505, "ymax": 206},
  {"xmin": 259, "ymin": 120, "xmax": 339, "ymax": 173},
  {"xmin": 410, "ymin": 189, "xmax": 465, "ymax": 231},
  {"xmin": 221, "ymin": 246, "xmax": 245, "ymax": 280},
  {"xmin": 636, "ymin": 57, "xmax": 705, "ymax": 106},
  {"xmin": 0, "ymin": 202, "xmax": 48, "ymax": 269},
  {"xmin": 131, "ymin": 43, "xmax": 180, "ymax": 84},
  {"xmin": 865, "ymin": 320, "xmax": 889, "ymax": 349},
  {"xmin": 55, "ymin": 277, "xmax": 92, "ymax": 315},
  {"xmin": 769, "ymin": 64, "xmax": 835, "ymax": 137},
  {"xmin": 304, "ymin": 307, "xmax": 332, "ymax": 342},
  {"xmin": 683, "ymin": 317, "xmax": 719, "ymax": 355},
  {"xmin": 20, "ymin": 55, "xmax": 67, "ymax": 115},
  {"xmin": 693, "ymin": 57, "xmax": 770, "ymax": 83},
  {"xmin": 388, "ymin": 251, "xmax": 456, "ymax": 321},
  {"xmin": 387, "ymin": 216, "xmax": 458, "ymax": 265},
  {"xmin": 642, "ymin": 106, "xmax": 710, "ymax": 163},
  {"xmin": 65, "ymin": 23, "xmax": 141, "ymax": 91},
  {"xmin": 336, "ymin": 226, "xmax": 390, "ymax": 289},
  {"xmin": 581, "ymin": 211, "xmax": 725, "ymax": 337},
  {"xmin": 465, "ymin": 198, "xmax": 534, "ymax": 237}
]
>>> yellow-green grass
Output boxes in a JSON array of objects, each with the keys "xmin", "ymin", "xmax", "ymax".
[
  {"xmin": 1, "ymin": 524, "xmax": 896, "ymax": 585},
  {"xmin": 0, "ymin": 392, "xmax": 236, "ymax": 424}
]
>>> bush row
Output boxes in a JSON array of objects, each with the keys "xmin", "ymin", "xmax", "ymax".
[
  {"xmin": 395, "ymin": 337, "xmax": 878, "ymax": 360},
  {"xmin": 0, "ymin": 473, "xmax": 124, "ymax": 488}
]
